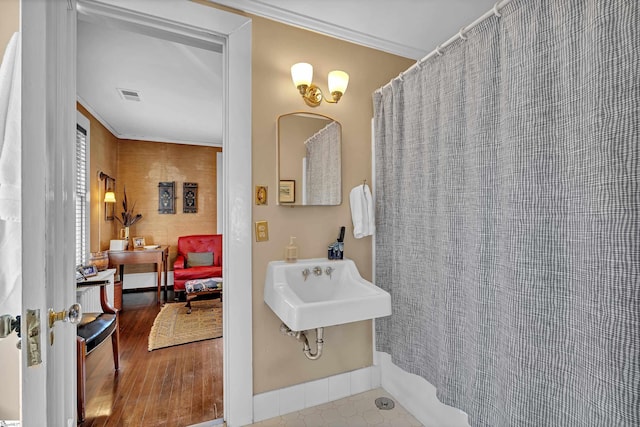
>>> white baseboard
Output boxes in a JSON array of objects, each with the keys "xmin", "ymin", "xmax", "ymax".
[
  {"xmin": 121, "ymin": 271, "xmax": 173, "ymax": 290},
  {"xmin": 377, "ymin": 351, "xmax": 470, "ymax": 427},
  {"xmin": 253, "ymin": 366, "xmax": 379, "ymax": 422},
  {"xmin": 253, "ymin": 354, "xmax": 470, "ymax": 426},
  {"xmin": 187, "ymin": 418, "xmax": 224, "ymax": 427}
]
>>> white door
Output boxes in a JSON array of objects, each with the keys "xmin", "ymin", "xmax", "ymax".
[
  {"xmin": 20, "ymin": 1, "xmax": 253, "ymax": 425},
  {"xmin": 21, "ymin": 0, "xmax": 78, "ymax": 425}
]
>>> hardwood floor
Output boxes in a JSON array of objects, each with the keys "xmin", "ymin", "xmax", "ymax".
[{"xmin": 79, "ymin": 291, "xmax": 223, "ymax": 427}]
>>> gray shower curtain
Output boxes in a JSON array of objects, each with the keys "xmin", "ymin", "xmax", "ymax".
[
  {"xmin": 305, "ymin": 120, "xmax": 341, "ymax": 205},
  {"xmin": 373, "ymin": 1, "xmax": 638, "ymax": 426}
]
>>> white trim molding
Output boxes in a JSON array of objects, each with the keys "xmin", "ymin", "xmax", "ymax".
[
  {"xmin": 377, "ymin": 352, "xmax": 470, "ymax": 427},
  {"xmin": 253, "ymin": 366, "xmax": 380, "ymax": 422},
  {"xmin": 210, "ymin": 0, "xmax": 426, "ymax": 60},
  {"xmin": 117, "ymin": 271, "xmax": 173, "ymax": 291},
  {"xmin": 76, "ymin": 97, "xmax": 223, "ymax": 147}
]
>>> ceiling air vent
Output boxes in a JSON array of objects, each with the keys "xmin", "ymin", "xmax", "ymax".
[{"xmin": 117, "ymin": 88, "xmax": 141, "ymax": 102}]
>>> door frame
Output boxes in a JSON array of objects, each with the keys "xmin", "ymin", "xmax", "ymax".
[
  {"xmin": 21, "ymin": 1, "xmax": 253, "ymax": 425},
  {"xmin": 21, "ymin": 0, "xmax": 77, "ymax": 424}
]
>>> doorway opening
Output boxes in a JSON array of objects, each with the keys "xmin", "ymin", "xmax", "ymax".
[
  {"xmin": 73, "ymin": 1, "xmax": 248, "ymax": 424},
  {"xmin": 20, "ymin": 0, "xmax": 251, "ymax": 423},
  {"xmin": 77, "ymin": 10, "xmax": 224, "ymax": 426}
]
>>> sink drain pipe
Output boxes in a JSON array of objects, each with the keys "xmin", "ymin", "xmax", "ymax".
[{"xmin": 280, "ymin": 323, "xmax": 324, "ymax": 360}]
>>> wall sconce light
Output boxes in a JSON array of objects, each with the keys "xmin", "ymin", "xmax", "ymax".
[
  {"xmin": 104, "ymin": 190, "xmax": 116, "ymax": 203},
  {"xmin": 291, "ymin": 62, "xmax": 349, "ymax": 107},
  {"xmin": 99, "ymin": 171, "xmax": 116, "ymax": 221}
]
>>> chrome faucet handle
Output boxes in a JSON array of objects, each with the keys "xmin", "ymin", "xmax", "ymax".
[
  {"xmin": 313, "ymin": 266, "xmax": 322, "ymax": 276},
  {"xmin": 302, "ymin": 268, "xmax": 310, "ymax": 281},
  {"xmin": 325, "ymin": 266, "xmax": 334, "ymax": 278}
]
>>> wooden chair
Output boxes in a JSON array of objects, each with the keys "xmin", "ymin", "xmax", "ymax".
[{"xmin": 76, "ymin": 281, "xmax": 120, "ymax": 422}]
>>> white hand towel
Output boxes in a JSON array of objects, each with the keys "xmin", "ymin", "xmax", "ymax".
[
  {"xmin": 0, "ymin": 32, "xmax": 21, "ymax": 223},
  {"xmin": 350, "ymin": 184, "xmax": 374, "ymax": 239},
  {"xmin": 0, "ymin": 32, "xmax": 22, "ymax": 317}
]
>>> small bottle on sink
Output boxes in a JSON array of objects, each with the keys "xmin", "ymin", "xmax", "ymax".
[{"xmin": 284, "ymin": 236, "xmax": 298, "ymax": 263}]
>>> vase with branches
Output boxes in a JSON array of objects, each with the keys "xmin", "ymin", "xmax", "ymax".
[{"xmin": 115, "ymin": 187, "xmax": 142, "ymax": 244}]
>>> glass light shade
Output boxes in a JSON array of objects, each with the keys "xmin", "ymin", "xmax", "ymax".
[
  {"xmin": 328, "ymin": 70, "xmax": 349, "ymax": 95},
  {"xmin": 291, "ymin": 62, "xmax": 313, "ymax": 88},
  {"xmin": 104, "ymin": 191, "xmax": 116, "ymax": 203}
]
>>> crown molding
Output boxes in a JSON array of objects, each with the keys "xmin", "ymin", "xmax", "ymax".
[
  {"xmin": 209, "ymin": 0, "xmax": 426, "ymax": 60},
  {"xmin": 77, "ymin": 96, "xmax": 120, "ymax": 138},
  {"xmin": 76, "ymin": 98, "xmax": 221, "ymax": 147}
]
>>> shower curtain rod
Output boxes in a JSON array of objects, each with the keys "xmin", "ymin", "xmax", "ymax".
[{"xmin": 375, "ymin": 0, "xmax": 513, "ymax": 93}]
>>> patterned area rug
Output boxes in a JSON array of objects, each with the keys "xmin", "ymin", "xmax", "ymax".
[{"xmin": 148, "ymin": 299, "xmax": 222, "ymax": 351}]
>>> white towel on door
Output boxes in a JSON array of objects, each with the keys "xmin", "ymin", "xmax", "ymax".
[
  {"xmin": 350, "ymin": 184, "xmax": 374, "ymax": 238},
  {"xmin": 0, "ymin": 32, "xmax": 22, "ymax": 315}
]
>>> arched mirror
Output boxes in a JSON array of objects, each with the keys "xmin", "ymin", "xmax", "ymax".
[{"xmin": 277, "ymin": 112, "xmax": 342, "ymax": 206}]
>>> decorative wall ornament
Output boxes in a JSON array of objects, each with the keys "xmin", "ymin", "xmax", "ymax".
[
  {"xmin": 158, "ymin": 182, "xmax": 175, "ymax": 214},
  {"xmin": 255, "ymin": 185, "xmax": 268, "ymax": 205},
  {"xmin": 183, "ymin": 182, "xmax": 198, "ymax": 213}
]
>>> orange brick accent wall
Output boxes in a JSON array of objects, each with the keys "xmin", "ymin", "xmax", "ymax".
[{"xmin": 116, "ymin": 140, "xmax": 221, "ymax": 271}]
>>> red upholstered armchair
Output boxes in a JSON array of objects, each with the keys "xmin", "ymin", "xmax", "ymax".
[{"xmin": 173, "ymin": 234, "xmax": 222, "ymax": 294}]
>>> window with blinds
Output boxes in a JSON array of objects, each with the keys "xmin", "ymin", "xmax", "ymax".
[{"xmin": 76, "ymin": 124, "xmax": 88, "ymax": 266}]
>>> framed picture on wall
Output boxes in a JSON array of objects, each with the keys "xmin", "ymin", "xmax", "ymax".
[
  {"xmin": 158, "ymin": 181, "xmax": 176, "ymax": 214},
  {"xmin": 183, "ymin": 182, "xmax": 198, "ymax": 213},
  {"xmin": 279, "ymin": 180, "xmax": 295, "ymax": 203}
]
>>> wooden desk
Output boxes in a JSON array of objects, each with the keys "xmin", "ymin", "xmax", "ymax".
[{"xmin": 108, "ymin": 246, "xmax": 169, "ymax": 304}]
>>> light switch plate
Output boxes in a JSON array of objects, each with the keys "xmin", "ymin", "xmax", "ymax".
[{"xmin": 255, "ymin": 220, "xmax": 269, "ymax": 242}]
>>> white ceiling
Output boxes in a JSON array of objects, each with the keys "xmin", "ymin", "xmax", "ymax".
[
  {"xmin": 77, "ymin": 18, "xmax": 224, "ymax": 145},
  {"xmin": 76, "ymin": 0, "xmax": 497, "ymax": 145},
  {"xmin": 215, "ymin": 0, "xmax": 498, "ymax": 60}
]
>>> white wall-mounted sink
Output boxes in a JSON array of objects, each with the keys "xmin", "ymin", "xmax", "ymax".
[{"xmin": 264, "ymin": 258, "xmax": 391, "ymax": 331}]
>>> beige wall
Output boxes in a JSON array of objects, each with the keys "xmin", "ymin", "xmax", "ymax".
[
  {"xmin": 0, "ymin": 0, "xmax": 19, "ymax": 59},
  {"xmin": 80, "ymin": 0, "xmax": 412, "ymax": 397},
  {"xmin": 248, "ymin": 15, "xmax": 413, "ymax": 393},
  {"xmin": 3, "ymin": 0, "xmax": 410, "ymax": 411}
]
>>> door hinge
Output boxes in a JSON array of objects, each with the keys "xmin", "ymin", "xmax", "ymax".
[{"xmin": 0, "ymin": 314, "xmax": 20, "ymax": 338}]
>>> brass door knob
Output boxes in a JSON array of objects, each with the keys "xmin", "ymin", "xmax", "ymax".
[{"xmin": 48, "ymin": 303, "xmax": 82, "ymax": 328}]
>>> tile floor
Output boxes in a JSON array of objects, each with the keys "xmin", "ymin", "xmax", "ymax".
[{"xmin": 249, "ymin": 388, "xmax": 423, "ymax": 426}]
